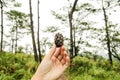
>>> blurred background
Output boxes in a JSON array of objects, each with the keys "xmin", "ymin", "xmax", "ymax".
[{"xmin": 0, "ymin": 0, "xmax": 120, "ymax": 80}]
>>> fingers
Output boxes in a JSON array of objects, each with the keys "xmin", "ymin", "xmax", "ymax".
[
  {"xmin": 61, "ymin": 51, "xmax": 70, "ymax": 66},
  {"xmin": 51, "ymin": 45, "xmax": 70, "ymax": 67},
  {"xmin": 47, "ymin": 44, "xmax": 56, "ymax": 59},
  {"xmin": 57, "ymin": 46, "xmax": 65, "ymax": 61},
  {"xmin": 61, "ymin": 46, "xmax": 65, "ymax": 54},
  {"xmin": 61, "ymin": 59, "xmax": 65, "ymax": 65},
  {"xmin": 51, "ymin": 46, "xmax": 61, "ymax": 62},
  {"xmin": 58, "ymin": 55, "xmax": 63, "ymax": 61},
  {"xmin": 54, "ymin": 48, "xmax": 61, "ymax": 57},
  {"xmin": 65, "ymin": 56, "xmax": 70, "ymax": 67},
  {"xmin": 60, "ymin": 46, "xmax": 70, "ymax": 66}
]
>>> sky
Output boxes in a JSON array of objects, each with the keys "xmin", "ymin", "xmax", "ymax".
[{"xmin": 18, "ymin": 0, "xmax": 67, "ymax": 27}]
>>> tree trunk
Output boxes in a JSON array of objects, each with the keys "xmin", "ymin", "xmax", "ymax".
[
  {"xmin": 102, "ymin": 0, "xmax": 112, "ymax": 65},
  {"xmin": 15, "ymin": 24, "xmax": 18, "ymax": 53},
  {"xmin": 68, "ymin": 0, "xmax": 78, "ymax": 59},
  {"xmin": 37, "ymin": 0, "xmax": 42, "ymax": 62},
  {"xmin": 29, "ymin": 0, "xmax": 38, "ymax": 62},
  {"xmin": 0, "ymin": 0, "xmax": 3, "ymax": 52},
  {"xmin": 68, "ymin": 13, "xmax": 73, "ymax": 59},
  {"xmin": 11, "ymin": 39, "xmax": 14, "ymax": 53},
  {"xmin": 73, "ymin": 27, "xmax": 77, "ymax": 56}
]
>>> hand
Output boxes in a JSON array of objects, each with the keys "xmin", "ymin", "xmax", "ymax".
[{"xmin": 31, "ymin": 44, "xmax": 70, "ymax": 80}]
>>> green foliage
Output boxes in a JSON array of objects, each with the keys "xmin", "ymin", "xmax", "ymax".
[
  {"xmin": 67, "ymin": 56, "xmax": 120, "ymax": 80},
  {"xmin": 1, "ymin": 52, "xmax": 120, "ymax": 80},
  {"xmin": 0, "ymin": 52, "xmax": 38, "ymax": 80},
  {"xmin": 13, "ymin": 2, "xmax": 21, "ymax": 7}
]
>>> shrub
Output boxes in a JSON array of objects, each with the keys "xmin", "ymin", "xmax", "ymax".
[{"xmin": 0, "ymin": 52, "xmax": 37, "ymax": 80}]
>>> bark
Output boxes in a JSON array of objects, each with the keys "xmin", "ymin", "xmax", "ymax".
[
  {"xmin": 11, "ymin": 39, "xmax": 14, "ymax": 53},
  {"xmin": 37, "ymin": 0, "xmax": 42, "ymax": 62},
  {"xmin": 68, "ymin": 0, "xmax": 78, "ymax": 59},
  {"xmin": 73, "ymin": 27, "xmax": 77, "ymax": 56},
  {"xmin": 112, "ymin": 48, "xmax": 120, "ymax": 61},
  {"xmin": 15, "ymin": 23, "xmax": 18, "ymax": 53},
  {"xmin": 102, "ymin": 0, "xmax": 112, "ymax": 65},
  {"xmin": 0, "ymin": 0, "xmax": 3, "ymax": 52},
  {"xmin": 29, "ymin": 0, "xmax": 38, "ymax": 62}
]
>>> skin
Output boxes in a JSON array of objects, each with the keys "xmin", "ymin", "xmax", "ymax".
[{"xmin": 31, "ymin": 44, "xmax": 70, "ymax": 80}]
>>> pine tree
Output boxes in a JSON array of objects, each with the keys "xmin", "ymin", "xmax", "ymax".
[{"xmin": 29, "ymin": 0, "xmax": 38, "ymax": 62}]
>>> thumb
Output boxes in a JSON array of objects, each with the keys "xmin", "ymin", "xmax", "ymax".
[{"xmin": 46, "ymin": 44, "xmax": 56, "ymax": 59}]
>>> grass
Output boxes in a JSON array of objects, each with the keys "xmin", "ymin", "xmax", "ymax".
[
  {"xmin": 0, "ymin": 52, "xmax": 120, "ymax": 80},
  {"xmin": 0, "ymin": 52, "xmax": 38, "ymax": 80},
  {"xmin": 67, "ymin": 56, "xmax": 120, "ymax": 80}
]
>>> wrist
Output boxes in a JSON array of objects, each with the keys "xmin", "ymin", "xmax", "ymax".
[
  {"xmin": 43, "ymin": 75, "xmax": 56, "ymax": 80},
  {"xmin": 31, "ymin": 73, "xmax": 43, "ymax": 80}
]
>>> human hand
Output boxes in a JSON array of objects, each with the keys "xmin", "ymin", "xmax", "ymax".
[{"xmin": 31, "ymin": 44, "xmax": 70, "ymax": 80}]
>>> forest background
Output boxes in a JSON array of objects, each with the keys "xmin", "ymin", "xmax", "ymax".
[{"xmin": 0, "ymin": 0, "xmax": 120, "ymax": 80}]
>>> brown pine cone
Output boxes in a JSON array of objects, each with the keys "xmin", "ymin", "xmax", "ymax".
[{"xmin": 54, "ymin": 33, "xmax": 64, "ymax": 47}]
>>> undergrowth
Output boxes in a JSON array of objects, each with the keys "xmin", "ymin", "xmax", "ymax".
[{"xmin": 0, "ymin": 52, "xmax": 120, "ymax": 80}]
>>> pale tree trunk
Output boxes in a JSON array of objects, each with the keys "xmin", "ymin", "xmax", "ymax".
[
  {"xmin": 68, "ymin": 0, "xmax": 78, "ymax": 59},
  {"xmin": 102, "ymin": 0, "xmax": 112, "ymax": 65},
  {"xmin": 29, "ymin": 0, "xmax": 38, "ymax": 62},
  {"xmin": 0, "ymin": 0, "xmax": 3, "ymax": 52},
  {"xmin": 11, "ymin": 39, "xmax": 14, "ymax": 53},
  {"xmin": 37, "ymin": 0, "xmax": 42, "ymax": 62}
]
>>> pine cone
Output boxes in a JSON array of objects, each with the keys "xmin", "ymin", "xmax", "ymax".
[{"xmin": 54, "ymin": 33, "xmax": 64, "ymax": 47}]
